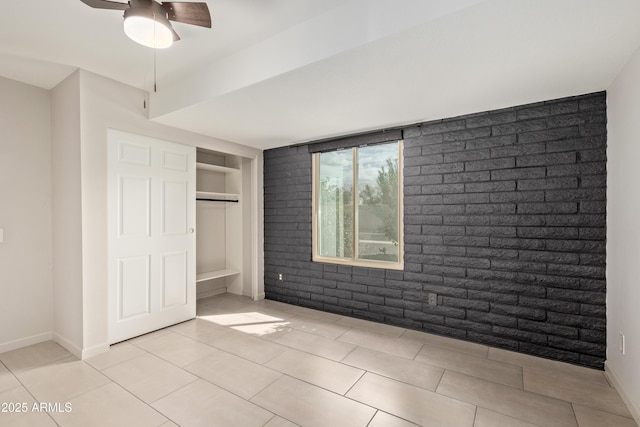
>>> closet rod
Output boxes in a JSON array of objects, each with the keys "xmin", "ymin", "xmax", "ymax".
[{"xmin": 196, "ymin": 198, "xmax": 239, "ymax": 203}]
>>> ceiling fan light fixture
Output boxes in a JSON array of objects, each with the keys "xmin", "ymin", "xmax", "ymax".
[{"xmin": 123, "ymin": 7, "xmax": 173, "ymax": 49}]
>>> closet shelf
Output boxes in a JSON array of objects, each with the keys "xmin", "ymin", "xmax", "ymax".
[
  {"xmin": 196, "ymin": 191, "xmax": 240, "ymax": 202},
  {"xmin": 196, "ymin": 269, "xmax": 241, "ymax": 282},
  {"xmin": 196, "ymin": 162, "xmax": 240, "ymax": 174}
]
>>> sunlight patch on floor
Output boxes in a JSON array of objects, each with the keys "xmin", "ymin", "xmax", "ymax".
[{"xmin": 199, "ymin": 311, "xmax": 291, "ymax": 337}]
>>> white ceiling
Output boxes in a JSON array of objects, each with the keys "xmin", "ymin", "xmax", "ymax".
[{"xmin": 2, "ymin": 0, "xmax": 640, "ymax": 149}]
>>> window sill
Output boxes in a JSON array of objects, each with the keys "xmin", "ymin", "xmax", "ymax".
[{"xmin": 312, "ymin": 255, "xmax": 404, "ymax": 271}]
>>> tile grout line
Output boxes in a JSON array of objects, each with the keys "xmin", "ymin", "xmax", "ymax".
[
  {"xmin": 84, "ymin": 349, "xmax": 187, "ymax": 424},
  {"xmin": 246, "ymin": 372, "xmax": 380, "ymax": 424},
  {"xmin": 95, "ymin": 377, "xmax": 176, "ymax": 426},
  {"xmin": 433, "ymin": 369, "xmax": 550, "ymax": 427},
  {"xmin": 432, "ymin": 366, "xmax": 446, "ymax": 393},
  {"xmin": 0, "ymin": 359, "xmax": 61, "ymax": 427},
  {"xmin": 570, "ymin": 402, "xmax": 580, "ymax": 427},
  {"xmin": 97, "ymin": 350, "xmax": 201, "ymax": 414},
  {"xmin": 86, "ymin": 344, "xmax": 151, "ymax": 372},
  {"xmin": 519, "ymin": 368, "xmax": 636, "ymax": 419},
  {"xmin": 5, "ymin": 351, "xmax": 118, "ymax": 426},
  {"xmin": 342, "ymin": 369, "xmax": 367, "ymax": 397},
  {"xmin": 364, "ymin": 409, "xmax": 379, "ymax": 427},
  {"xmin": 435, "ymin": 368, "xmax": 631, "ymax": 427}
]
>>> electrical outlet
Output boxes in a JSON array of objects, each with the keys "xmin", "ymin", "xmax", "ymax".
[
  {"xmin": 620, "ymin": 333, "xmax": 626, "ymax": 355},
  {"xmin": 278, "ymin": 273, "xmax": 283, "ymax": 281},
  {"xmin": 428, "ymin": 293, "xmax": 437, "ymax": 306}
]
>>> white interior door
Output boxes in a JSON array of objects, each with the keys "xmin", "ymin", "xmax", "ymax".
[{"xmin": 108, "ymin": 129, "xmax": 196, "ymax": 343}]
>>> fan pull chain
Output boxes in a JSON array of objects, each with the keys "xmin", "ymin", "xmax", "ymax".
[
  {"xmin": 153, "ymin": 12, "xmax": 157, "ymax": 92},
  {"xmin": 154, "ymin": 47, "xmax": 157, "ymax": 93}
]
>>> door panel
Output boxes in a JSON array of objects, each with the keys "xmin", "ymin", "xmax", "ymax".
[
  {"xmin": 162, "ymin": 150, "xmax": 189, "ymax": 171},
  {"xmin": 118, "ymin": 256, "xmax": 151, "ymax": 319},
  {"xmin": 162, "ymin": 251, "xmax": 188, "ymax": 308},
  {"xmin": 119, "ymin": 176, "xmax": 150, "ymax": 238},
  {"xmin": 162, "ymin": 180, "xmax": 188, "ymax": 236},
  {"xmin": 119, "ymin": 141, "xmax": 151, "ymax": 166},
  {"xmin": 108, "ymin": 129, "xmax": 196, "ymax": 344}
]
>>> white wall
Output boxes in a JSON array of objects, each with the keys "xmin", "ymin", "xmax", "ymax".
[
  {"xmin": 0, "ymin": 77, "xmax": 54, "ymax": 352},
  {"xmin": 606, "ymin": 46, "xmax": 640, "ymax": 421},
  {"xmin": 51, "ymin": 71, "xmax": 84, "ymax": 355}
]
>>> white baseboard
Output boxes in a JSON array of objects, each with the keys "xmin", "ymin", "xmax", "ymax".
[
  {"xmin": 604, "ymin": 361, "xmax": 640, "ymax": 424},
  {"xmin": 0, "ymin": 332, "xmax": 110, "ymax": 362},
  {"xmin": 80, "ymin": 342, "xmax": 110, "ymax": 360},
  {"xmin": 253, "ymin": 292, "xmax": 266, "ymax": 301},
  {"xmin": 197, "ymin": 287, "xmax": 227, "ymax": 300},
  {"xmin": 53, "ymin": 333, "xmax": 83, "ymax": 359},
  {"xmin": 0, "ymin": 332, "xmax": 53, "ymax": 354},
  {"xmin": 53, "ymin": 334, "xmax": 109, "ymax": 360}
]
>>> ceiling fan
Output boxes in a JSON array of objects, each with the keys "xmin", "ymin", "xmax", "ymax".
[{"xmin": 80, "ymin": 0, "xmax": 211, "ymax": 49}]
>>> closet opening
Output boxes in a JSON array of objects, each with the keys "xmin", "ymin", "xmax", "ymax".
[{"xmin": 195, "ymin": 148, "xmax": 254, "ymax": 302}]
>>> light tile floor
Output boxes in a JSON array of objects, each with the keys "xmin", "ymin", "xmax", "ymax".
[{"xmin": 0, "ymin": 294, "xmax": 637, "ymax": 427}]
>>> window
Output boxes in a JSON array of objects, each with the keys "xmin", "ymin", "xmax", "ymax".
[{"xmin": 312, "ymin": 141, "xmax": 403, "ymax": 269}]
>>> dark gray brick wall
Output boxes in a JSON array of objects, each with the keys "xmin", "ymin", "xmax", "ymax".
[{"xmin": 264, "ymin": 91, "xmax": 607, "ymax": 369}]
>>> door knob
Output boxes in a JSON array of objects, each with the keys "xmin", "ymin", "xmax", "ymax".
[{"xmin": 189, "ymin": 228, "xmax": 195, "ymax": 233}]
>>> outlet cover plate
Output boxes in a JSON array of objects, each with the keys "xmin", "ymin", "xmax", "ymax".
[{"xmin": 428, "ymin": 293, "xmax": 437, "ymax": 306}]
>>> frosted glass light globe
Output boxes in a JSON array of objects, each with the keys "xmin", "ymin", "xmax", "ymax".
[{"xmin": 124, "ymin": 15, "xmax": 173, "ymax": 49}]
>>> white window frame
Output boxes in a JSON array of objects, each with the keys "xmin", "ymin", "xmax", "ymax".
[{"xmin": 312, "ymin": 140, "xmax": 404, "ymax": 270}]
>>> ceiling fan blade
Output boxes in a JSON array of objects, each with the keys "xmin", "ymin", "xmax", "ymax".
[
  {"xmin": 79, "ymin": 0, "xmax": 129, "ymax": 10},
  {"xmin": 161, "ymin": 2, "xmax": 212, "ymax": 28}
]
